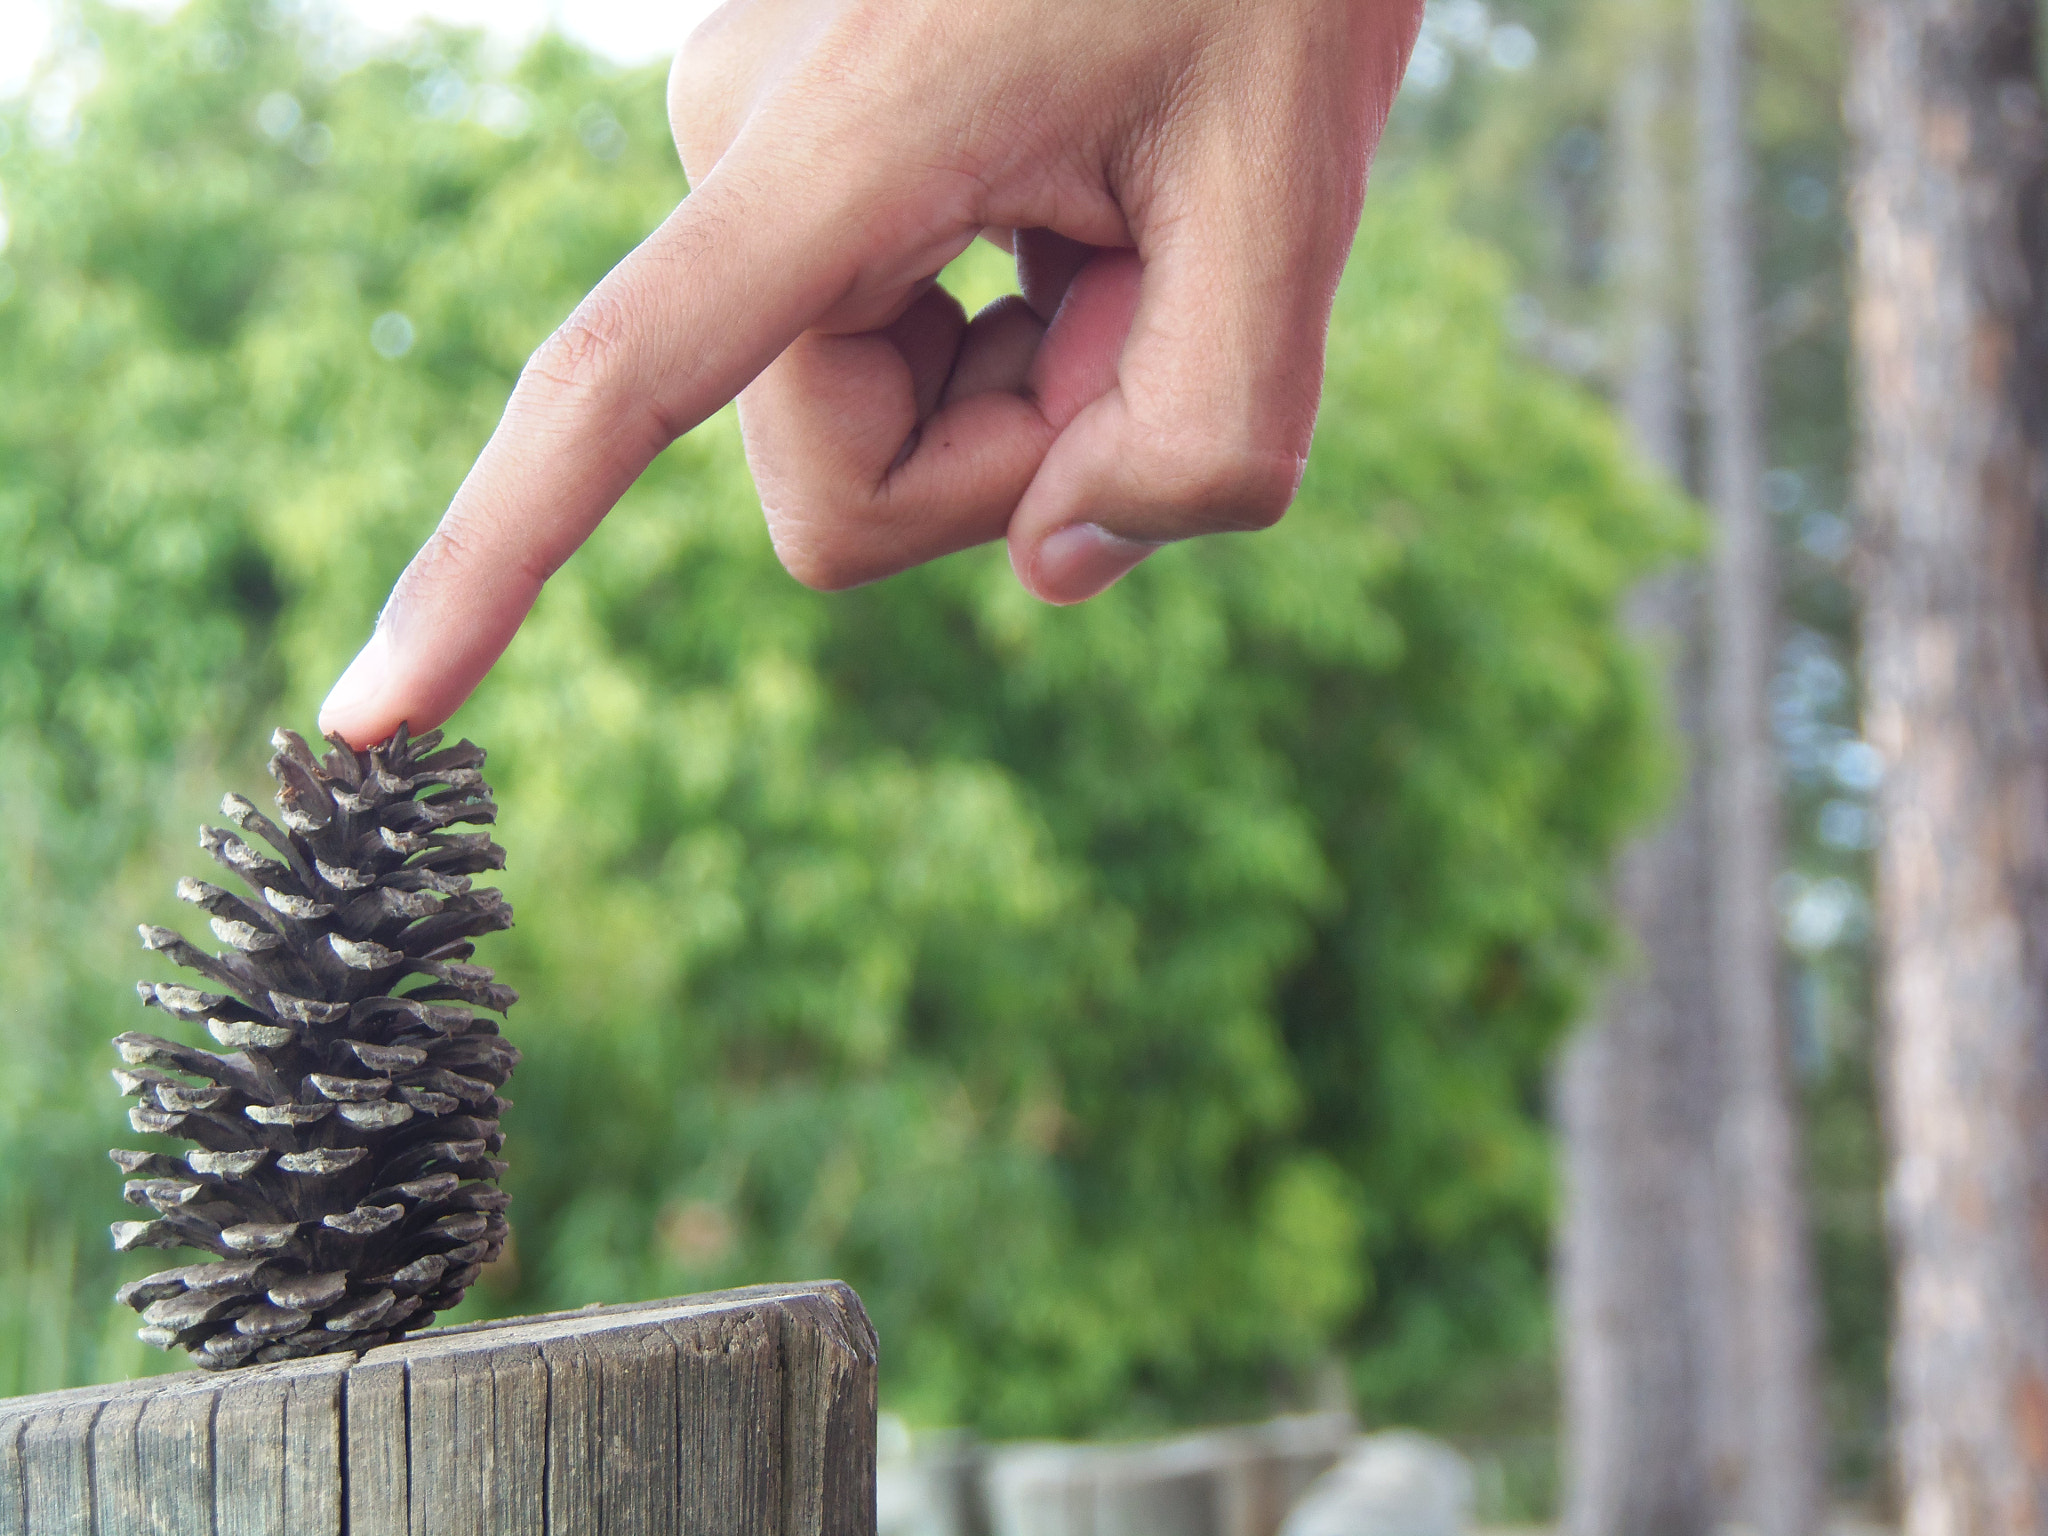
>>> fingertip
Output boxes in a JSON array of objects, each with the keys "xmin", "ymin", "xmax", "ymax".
[
  {"xmin": 1013, "ymin": 521, "xmax": 1156, "ymax": 605},
  {"xmin": 317, "ymin": 629, "xmax": 406, "ymax": 750}
]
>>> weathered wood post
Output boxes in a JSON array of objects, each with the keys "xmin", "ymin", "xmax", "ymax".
[{"xmin": 0, "ymin": 1280, "xmax": 876, "ymax": 1536}]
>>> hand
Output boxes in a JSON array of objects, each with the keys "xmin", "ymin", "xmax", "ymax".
[{"xmin": 319, "ymin": 0, "xmax": 1421, "ymax": 746}]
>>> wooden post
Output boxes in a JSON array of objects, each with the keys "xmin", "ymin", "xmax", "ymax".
[{"xmin": 0, "ymin": 1280, "xmax": 876, "ymax": 1536}]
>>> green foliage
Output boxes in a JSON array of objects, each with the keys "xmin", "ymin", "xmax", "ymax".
[{"xmin": 0, "ymin": 0, "xmax": 1679, "ymax": 1431}]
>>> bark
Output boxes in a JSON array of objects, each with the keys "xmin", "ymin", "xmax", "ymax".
[
  {"xmin": 1557, "ymin": 10, "xmax": 1719, "ymax": 1534},
  {"xmin": 1558, "ymin": 773, "xmax": 1720, "ymax": 1536},
  {"xmin": 1695, "ymin": 0, "xmax": 1823, "ymax": 1528},
  {"xmin": 1848, "ymin": 0, "xmax": 2048, "ymax": 1529}
]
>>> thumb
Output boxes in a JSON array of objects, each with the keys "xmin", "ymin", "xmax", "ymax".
[{"xmin": 1006, "ymin": 180, "xmax": 1351, "ymax": 605}]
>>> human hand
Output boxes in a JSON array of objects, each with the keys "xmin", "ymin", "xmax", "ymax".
[{"xmin": 319, "ymin": 0, "xmax": 1421, "ymax": 746}]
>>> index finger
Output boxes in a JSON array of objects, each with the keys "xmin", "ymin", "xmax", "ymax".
[{"xmin": 318, "ymin": 141, "xmax": 874, "ymax": 747}]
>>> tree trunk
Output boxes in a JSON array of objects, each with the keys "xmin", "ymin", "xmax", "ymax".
[
  {"xmin": 1557, "ymin": 8, "xmax": 1719, "ymax": 1534},
  {"xmin": 1695, "ymin": 0, "xmax": 1823, "ymax": 1529},
  {"xmin": 1848, "ymin": 0, "xmax": 2048, "ymax": 1529}
]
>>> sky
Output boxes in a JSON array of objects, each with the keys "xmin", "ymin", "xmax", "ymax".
[
  {"xmin": 0, "ymin": 0, "xmax": 1533, "ymax": 118},
  {"xmin": 0, "ymin": 0, "xmax": 726, "ymax": 97}
]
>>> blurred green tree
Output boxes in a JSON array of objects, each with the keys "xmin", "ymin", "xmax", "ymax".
[{"xmin": 0, "ymin": 0, "xmax": 1679, "ymax": 1434}]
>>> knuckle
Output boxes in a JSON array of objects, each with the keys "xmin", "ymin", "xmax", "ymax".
[
  {"xmin": 513, "ymin": 295, "xmax": 682, "ymax": 471},
  {"xmin": 666, "ymin": 18, "xmax": 730, "ymax": 116},
  {"xmin": 666, "ymin": 12, "xmax": 768, "ymax": 176},
  {"xmin": 1227, "ymin": 453, "xmax": 1303, "ymax": 530},
  {"xmin": 762, "ymin": 507, "xmax": 872, "ymax": 593},
  {"xmin": 417, "ymin": 518, "xmax": 478, "ymax": 577},
  {"xmin": 666, "ymin": 68, "xmax": 734, "ymax": 173},
  {"xmin": 410, "ymin": 509, "xmax": 556, "ymax": 602},
  {"xmin": 524, "ymin": 309, "xmax": 621, "ymax": 398},
  {"xmin": 411, "ymin": 516, "xmax": 495, "ymax": 591},
  {"xmin": 747, "ymin": 430, "xmax": 895, "ymax": 593},
  {"xmin": 666, "ymin": 31, "xmax": 716, "ymax": 108},
  {"xmin": 1135, "ymin": 433, "xmax": 1304, "ymax": 533},
  {"xmin": 517, "ymin": 301, "xmax": 636, "ymax": 423}
]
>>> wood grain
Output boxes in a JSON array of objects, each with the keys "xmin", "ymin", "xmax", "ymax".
[
  {"xmin": 21, "ymin": 1395, "xmax": 102, "ymax": 1536},
  {"xmin": 135, "ymin": 1381, "xmax": 218, "ymax": 1533},
  {"xmin": 667, "ymin": 1302, "xmax": 779, "ymax": 1531},
  {"xmin": 342, "ymin": 1353, "xmax": 409, "ymax": 1536},
  {"xmin": 213, "ymin": 1364, "xmax": 290, "ymax": 1536},
  {"xmin": 0, "ymin": 1410, "xmax": 25, "ymax": 1536},
  {"xmin": 0, "ymin": 1281, "xmax": 875, "ymax": 1535},
  {"xmin": 211, "ymin": 1353, "xmax": 349, "ymax": 1536}
]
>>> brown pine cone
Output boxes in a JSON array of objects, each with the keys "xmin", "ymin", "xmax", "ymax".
[{"xmin": 109, "ymin": 725, "xmax": 518, "ymax": 1370}]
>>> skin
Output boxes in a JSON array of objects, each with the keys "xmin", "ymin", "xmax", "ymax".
[{"xmin": 318, "ymin": 0, "xmax": 1423, "ymax": 748}]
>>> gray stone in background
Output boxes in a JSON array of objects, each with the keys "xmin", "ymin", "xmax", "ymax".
[
  {"xmin": 880, "ymin": 1423, "xmax": 994, "ymax": 1536},
  {"xmin": 0, "ymin": 1279, "xmax": 876, "ymax": 1536},
  {"xmin": 1278, "ymin": 1432, "xmax": 1473, "ymax": 1536},
  {"xmin": 883, "ymin": 1410, "xmax": 1357, "ymax": 1536}
]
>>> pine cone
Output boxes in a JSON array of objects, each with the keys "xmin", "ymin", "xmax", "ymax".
[{"xmin": 110, "ymin": 724, "xmax": 518, "ymax": 1370}]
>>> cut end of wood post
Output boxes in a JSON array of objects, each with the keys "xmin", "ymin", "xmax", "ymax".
[{"xmin": 0, "ymin": 1280, "xmax": 878, "ymax": 1536}]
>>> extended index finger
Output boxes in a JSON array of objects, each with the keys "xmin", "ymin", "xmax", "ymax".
[{"xmin": 318, "ymin": 141, "xmax": 872, "ymax": 747}]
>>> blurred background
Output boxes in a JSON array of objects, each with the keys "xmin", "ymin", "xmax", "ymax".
[{"xmin": 0, "ymin": 0, "xmax": 1882, "ymax": 1531}]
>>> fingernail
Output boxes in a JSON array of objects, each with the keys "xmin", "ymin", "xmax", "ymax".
[
  {"xmin": 317, "ymin": 626, "xmax": 393, "ymax": 737},
  {"xmin": 1033, "ymin": 523, "xmax": 1155, "ymax": 604}
]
